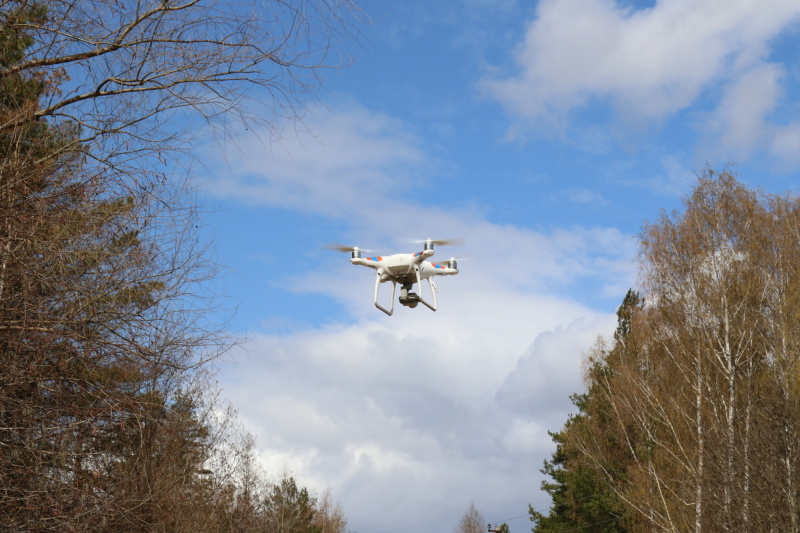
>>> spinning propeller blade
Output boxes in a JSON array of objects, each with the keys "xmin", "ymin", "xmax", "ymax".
[
  {"xmin": 432, "ymin": 256, "xmax": 467, "ymax": 268},
  {"xmin": 410, "ymin": 238, "xmax": 464, "ymax": 247},
  {"xmin": 325, "ymin": 244, "xmax": 372, "ymax": 253}
]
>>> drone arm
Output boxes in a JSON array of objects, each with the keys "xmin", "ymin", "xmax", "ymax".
[
  {"xmin": 351, "ymin": 257, "xmax": 377, "ymax": 268},
  {"xmin": 410, "ymin": 250, "xmax": 435, "ymax": 269},
  {"xmin": 414, "ymin": 265, "xmax": 438, "ymax": 312},
  {"xmin": 374, "ymin": 271, "xmax": 395, "ymax": 316}
]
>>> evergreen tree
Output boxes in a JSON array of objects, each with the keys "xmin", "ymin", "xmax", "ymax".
[
  {"xmin": 530, "ymin": 290, "xmax": 642, "ymax": 533},
  {"xmin": 0, "ymin": 5, "xmax": 224, "ymax": 530},
  {"xmin": 263, "ymin": 476, "xmax": 323, "ymax": 533},
  {"xmin": 540, "ymin": 172, "xmax": 800, "ymax": 531},
  {"xmin": 0, "ymin": 2, "xmax": 356, "ymax": 530}
]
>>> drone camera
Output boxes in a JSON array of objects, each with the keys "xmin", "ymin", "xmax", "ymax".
[{"xmin": 399, "ymin": 289, "xmax": 420, "ymax": 308}]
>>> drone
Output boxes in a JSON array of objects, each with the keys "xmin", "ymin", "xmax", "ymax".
[{"xmin": 329, "ymin": 238, "xmax": 460, "ymax": 316}]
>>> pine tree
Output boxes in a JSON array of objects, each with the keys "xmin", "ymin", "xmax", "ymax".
[
  {"xmin": 263, "ymin": 476, "xmax": 323, "ymax": 533},
  {"xmin": 531, "ymin": 291, "xmax": 642, "ymax": 533}
]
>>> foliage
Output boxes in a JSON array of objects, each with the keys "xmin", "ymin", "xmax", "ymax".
[
  {"xmin": 0, "ymin": 6, "xmax": 223, "ymax": 528},
  {"xmin": 537, "ymin": 170, "xmax": 800, "ymax": 532},
  {"xmin": 0, "ymin": 1, "xmax": 357, "ymax": 530},
  {"xmin": 530, "ymin": 291, "xmax": 640, "ymax": 533},
  {"xmin": 264, "ymin": 475, "xmax": 323, "ymax": 533}
]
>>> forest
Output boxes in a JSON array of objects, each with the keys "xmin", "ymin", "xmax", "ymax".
[
  {"xmin": 0, "ymin": 0, "xmax": 359, "ymax": 530},
  {"xmin": 532, "ymin": 172, "xmax": 800, "ymax": 533}
]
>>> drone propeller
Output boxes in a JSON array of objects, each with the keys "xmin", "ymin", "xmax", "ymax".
[
  {"xmin": 432, "ymin": 256, "xmax": 467, "ymax": 269},
  {"xmin": 325, "ymin": 243, "xmax": 374, "ymax": 260},
  {"xmin": 325, "ymin": 244, "xmax": 373, "ymax": 253},
  {"xmin": 410, "ymin": 237, "xmax": 464, "ymax": 247}
]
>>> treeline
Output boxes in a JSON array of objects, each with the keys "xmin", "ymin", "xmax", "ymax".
[
  {"xmin": 0, "ymin": 0, "xmax": 359, "ymax": 531},
  {"xmin": 532, "ymin": 171, "xmax": 800, "ymax": 532}
]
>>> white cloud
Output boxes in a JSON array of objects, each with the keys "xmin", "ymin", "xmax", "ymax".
[
  {"xmin": 563, "ymin": 188, "xmax": 610, "ymax": 206},
  {"xmin": 205, "ymin": 104, "xmax": 429, "ymax": 216},
  {"xmin": 207, "ymin": 103, "xmax": 636, "ymax": 533},
  {"xmin": 481, "ymin": 0, "xmax": 800, "ymax": 136},
  {"xmin": 701, "ymin": 64, "xmax": 783, "ymax": 160},
  {"xmin": 698, "ymin": 62, "xmax": 800, "ymax": 170},
  {"xmin": 204, "ymin": 103, "xmax": 637, "ymax": 305},
  {"xmin": 222, "ymin": 310, "xmax": 617, "ymax": 533},
  {"xmin": 216, "ymin": 212, "xmax": 633, "ymax": 532},
  {"xmin": 637, "ymin": 154, "xmax": 696, "ymax": 196},
  {"xmin": 771, "ymin": 122, "xmax": 800, "ymax": 169}
]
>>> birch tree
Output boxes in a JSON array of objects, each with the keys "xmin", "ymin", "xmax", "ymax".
[
  {"xmin": 561, "ymin": 170, "xmax": 800, "ymax": 532},
  {"xmin": 453, "ymin": 503, "xmax": 487, "ymax": 533}
]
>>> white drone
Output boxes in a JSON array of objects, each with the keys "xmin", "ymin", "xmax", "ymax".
[{"xmin": 329, "ymin": 238, "xmax": 460, "ymax": 316}]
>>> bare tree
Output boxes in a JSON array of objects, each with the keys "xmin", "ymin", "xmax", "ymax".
[
  {"xmin": 454, "ymin": 503, "xmax": 487, "ymax": 533},
  {"xmin": 0, "ymin": 2, "xmax": 362, "ymax": 529},
  {"xmin": 2, "ymin": 0, "xmax": 364, "ymax": 169},
  {"xmin": 0, "ymin": 108, "xmax": 228, "ymax": 530},
  {"xmin": 2, "ymin": 8, "xmax": 222, "ymax": 528},
  {"xmin": 570, "ymin": 170, "xmax": 800, "ymax": 532},
  {"xmin": 313, "ymin": 489, "xmax": 348, "ymax": 533}
]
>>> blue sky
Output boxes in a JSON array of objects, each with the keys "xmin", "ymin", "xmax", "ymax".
[{"xmin": 195, "ymin": 1, "xmax": 800, "ymax": 532}]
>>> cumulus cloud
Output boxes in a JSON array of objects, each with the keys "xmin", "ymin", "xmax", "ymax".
[
  {"xmin": 205, "ymin": 104, "xmax": 429, "ymax": 216},
  {"xmin": 206, "ymin": 103, "xmax": 636, "ymax": 533},
  {"xmin": 223, "ymin": 310, "xmax": 617, "ymax": 533},
  {"xmin": 196, "ymin": 3, "xmax": 800, "ymax": 529},
  {"xmin": 481, "ymin": 0, "xmax": 800, "ymax": 140}
]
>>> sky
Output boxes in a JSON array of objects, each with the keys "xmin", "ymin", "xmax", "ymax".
[{"xmin": 195, "ymin": 1, "xmax": 800, "ymax": 532}]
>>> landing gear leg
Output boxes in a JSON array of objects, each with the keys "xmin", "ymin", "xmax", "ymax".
[
  {"xmin": 374, "ymin": 271, "xmax": 395, "ymax": 316},
  {"xmin": 414, "ymin": 266, "xmax": 438, "ymax": 311}
]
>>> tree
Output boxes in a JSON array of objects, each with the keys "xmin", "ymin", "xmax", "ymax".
[
  {"xmin": 0, "ymin": 1, "xmax": 360, "ymax": 529},
  {"xmin": 530, "ymin": 291, "xmax": 640, "ymax": 533},
  {"xmin": 313, "ymin": 489, "xmax": 348, "ymax": 533},
  {"xmin": 263, "ymin": 475, "xmax": 322, "ymax": 533},
  {"xmin": 3, "ymin": 0, "xmax": 364, "ymax": 171},
  {"xmin": 454, "ymin": 503, "xmax": 487, "ymax": 533},
  {"xmin": 0, "ymin": 84, "xmax": 221, "ymax": 533},
  {"xmin": 0, "ymin": 4, "xmax": 225, "ymax": 529},
  {"xmin": 551, "ymin": 170, "xmax": 800, "ymax": 532}
]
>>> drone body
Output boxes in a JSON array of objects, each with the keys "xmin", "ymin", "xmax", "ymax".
[{"xmin": 333, "ymin": 239, "xmax": 460, "ymax": 316}]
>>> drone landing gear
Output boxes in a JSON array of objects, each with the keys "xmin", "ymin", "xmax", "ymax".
[
  {"xmin": 374, "ymin": 272, "xmax": 396, "ymax": 316},
  {"xmin": 411, "ymin": 265, "xmax": 438, "ymax": 312}
]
